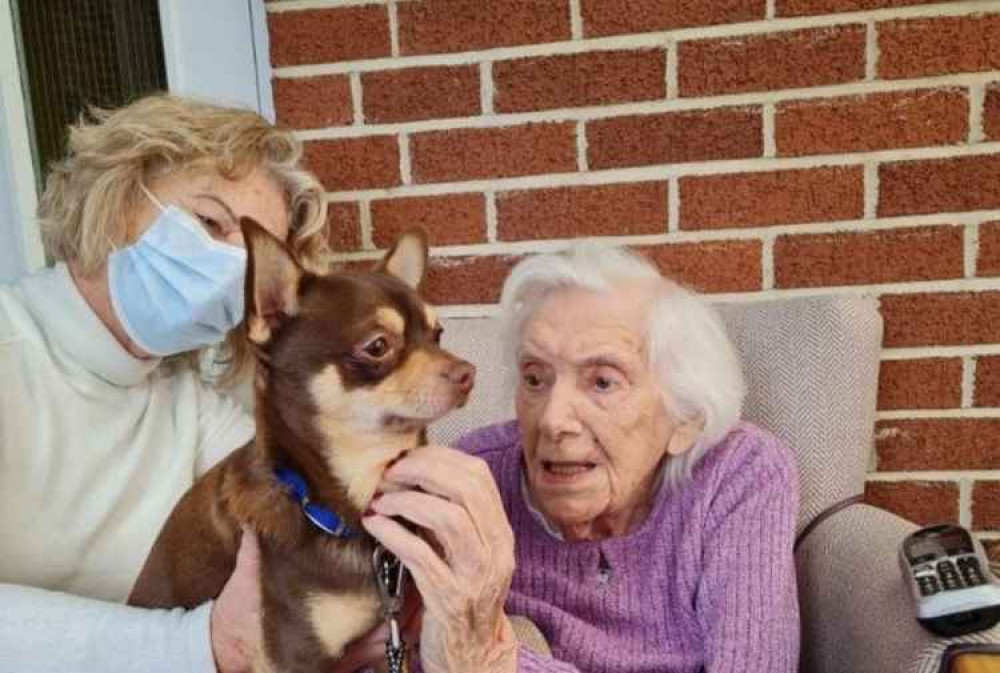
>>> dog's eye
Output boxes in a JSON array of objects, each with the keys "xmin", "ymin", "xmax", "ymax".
[
  {"xmin": 363, "ymin": 337, "xmax": 390, "ymax": 359},
  {"xmin": 432, "ymin": 326, "xmax": 444, "ymax": 344}
]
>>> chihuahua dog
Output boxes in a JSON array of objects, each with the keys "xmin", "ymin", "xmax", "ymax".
[{"xmin": 128, "ymin": 219, "xmax": 475, "ymax": 672}]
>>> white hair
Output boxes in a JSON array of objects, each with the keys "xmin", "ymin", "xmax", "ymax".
[{"xmin": 499, "ymin": 242, "xmax": 746, "ymax": 489}]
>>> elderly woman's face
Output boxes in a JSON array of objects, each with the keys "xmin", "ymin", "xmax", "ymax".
[
  {"xmin": 130, "ymin": 167, "xmax": 290, "ymax": 246},
  {"xmin": 516, "ymin": 287, "xmax": 698, "ymax": 541}
]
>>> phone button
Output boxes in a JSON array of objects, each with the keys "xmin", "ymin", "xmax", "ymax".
[{"xmin": 918, "ymin": 576, "xmax": 941, "ymax": 596}]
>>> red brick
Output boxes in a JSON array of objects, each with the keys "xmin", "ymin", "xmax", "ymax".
[
  {"xmin": 410, "ymin": 123, "xmax": 577, "ymax": 184},
  {"xmin": 268, "ymin": 7, "xmax": 390, "ymax": 67},
  {"xmin": 774, "ymin": 225, "xmax": 964, "ymax": 288},
  {"xmin": 641, "ymin": 240, "xmax": 762, "ymax": 293},
  {"xmin": 776, "ymin": 89, "xmax": 968, "ymax": 156},
  {"xmin": 878, "ymin": 14, "xmax": 1000, "ymax": 80},
  {"xmin": 362, "ymin": 66, "xmax": 480, "ymax": 124},
  {"xmin": 865, "ymin": 481, "xmax": 959, "ymax": 526},
  {"xmin": 975, "ymin": 356, "xmax": 1000, "ymax": 408},
  {"xmin": 326, "ymin": 201, "xmax": 362, "ymax": 252},
  {"xmin": 879, "ymin": 155, "xmax": 1000, "ymax": 217},
  {"xmin": 680, "ymin": 166, "xmax": 863, "ymax": 230},
  {"xmin": 973, "ymin": 482, "xmax": 1000, "ymax": 531},
  {"xmin": 397, "ymin": 0, "xmax": 570, "ymax": 56},
  {"xmin": 371, "ymin": 194, "xmax": 486, "ymax": 248},
  {"xmin": 877, "ymin": 358, "xmax": 963, "ymax": 411},
  {"xmin": 979, "ymin": 221, "xmax": 1000, "ymax": 277},
  {"xmin": 876, "ymin": 418, "xmax": 1000, "ymax": 471},
  {"xmin": 587, "ymin": 107, "xmax": 762, "ymax": 170},
  {"xmin": 581, "ymin": 0, "xmax": 763, "ymax": 38},
  {"xmin": 272, "ymin": 75, "xmax": 353, "ymax": 130},
  {"xmin": 304, "ymin": 137, "xmax": 400, "ymax": 191},
  {"xmin": 986, "ymin": 84, "xmax": 1000, "ymax": 141},
  {"xmin": 679, "ymin": 25, "xmax": 865, "ymax": 97},
  {"xmin": 778, "ymin": 0, "xmax": 942, "ymax": 17},
  {"xmin": 494, "ymin": 50, "xmax": 665, "ymax": 114},
  {"xmin": 424, "ymin": 255, "xmax": 522, "ymax": 305},
  {"xmin": 497, "ymin": 182, "xmax": 667, "ymax": 241},
  {"xmin": 880, "ymin": 291, "xmax": 1000, "ymax": 348}
]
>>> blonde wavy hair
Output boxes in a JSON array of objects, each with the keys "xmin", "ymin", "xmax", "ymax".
[{"xmin": 38, "ymin": 93, "xmax": 331, "ymax": 382}]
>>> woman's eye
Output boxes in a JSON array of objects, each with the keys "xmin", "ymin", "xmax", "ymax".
[
  {"xmin": 432, "ymin": 326, "xmax": 444, "ymax": 344},
  {"xmin": 522, "ymin": 370, "xmax": 544, "ymax": 389},
  {"xmin": 590, "ymin": 369, "xmax": 622, "ymax": 393},
  {"xmin": 198, "ymin": 215, "xmax": 222, "ymax": 233},
  {"xmin": 364, "ymin": 337, "xmax": 390, "ymax": 358}
]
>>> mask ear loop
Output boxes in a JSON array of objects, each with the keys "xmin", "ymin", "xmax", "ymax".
[
  {"xmin": 108, "ymin": 182, "xmax": 165, "ymax": 253},
  {"xmin": 139, "ymin": 182, "xmax": 168, "ymax": 213}
]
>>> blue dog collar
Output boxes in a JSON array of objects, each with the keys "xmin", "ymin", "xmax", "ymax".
[{"xmin": 274, "ymin": 466, "xmax": 358, "ymax": 538}]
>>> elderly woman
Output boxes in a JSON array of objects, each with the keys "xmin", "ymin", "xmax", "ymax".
[
  {"xmin": 364, "ymin": 244, "xmax": 800, "ymax": 672},
  {"xmin": 0, "ymin": 94, "xmax": 330, "ymax": 672}
]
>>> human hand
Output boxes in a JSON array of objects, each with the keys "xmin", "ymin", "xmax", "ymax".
[
  {"xmin": 210, "ymin": 528, "xmax": 262, "ymax": 673},
  {"xmin": 361, "ymin": 446, "xmax": 518, "ymax": 673}
]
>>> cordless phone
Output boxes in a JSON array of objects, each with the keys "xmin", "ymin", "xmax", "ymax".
[{"xmin": 899, "ymin": 524, "xmax": 1000, "ymax": 637}]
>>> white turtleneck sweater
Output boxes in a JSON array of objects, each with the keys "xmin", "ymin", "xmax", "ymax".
[{"xmin": 0, "ymin": 264, "xmax": 255, "ymax": 672}]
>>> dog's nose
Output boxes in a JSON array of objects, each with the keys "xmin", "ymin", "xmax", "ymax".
[{"xmin": 444, "ymin": 361, "xmax": 476, "ymax": 393}]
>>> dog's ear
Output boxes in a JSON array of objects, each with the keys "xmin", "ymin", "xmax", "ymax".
[
  {"xmin": 242, "ymin": 217, "xmax": 303, "ymax": 345},
  {"xmin": 376, "ymin": 228, "xmax": 428, "ymax": 290}
]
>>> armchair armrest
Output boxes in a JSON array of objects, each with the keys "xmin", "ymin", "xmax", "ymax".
[{"xmin": 796, "ymin": 503, "xmax": 974, "ymax": 673}]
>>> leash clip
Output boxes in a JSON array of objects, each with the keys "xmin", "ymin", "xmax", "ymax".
[{"xmin": 373, "ymin": 544, "xmax": 408, "ymax": 673}]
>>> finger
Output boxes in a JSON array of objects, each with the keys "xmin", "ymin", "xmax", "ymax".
[
  {"xmin": 224, "ymin": 528, "xmax": 262, "ymax": 597},
  {"xmin": 371, "ymin": 490, "xmax": 480, "ymax": 570},
  {"xmin": 362, "ymin": 514, "xmax": 454, "ymax": 607},
  {"xmin": 236, "ymin": 528, "xmax": 260, "ymax": 567},
  {"xmin": 382, "ymin": 447, "xmax": 508, "ymax": 547}
]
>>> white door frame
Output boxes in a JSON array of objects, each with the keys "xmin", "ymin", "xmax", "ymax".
[
  {"xmin": 157, "ymin": 0, "xmax": 275, "ymax": 120},
  {"xmin": 0, "ymin": 0, "xmax": 45, "ymax": 281},
  {"xmin": 0, "ymin": 0, "xmax": 273, "ymax": 281}
]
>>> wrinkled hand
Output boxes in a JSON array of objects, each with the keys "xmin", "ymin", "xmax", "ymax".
[
  {"xmin": 362, "ymin": 446, "xmax": 518, "ymax": 673},
  {"xmin": 211, "ymin": 528, "xmax": 262, "ymax": 673},
  {"xmin": 327, "ymin": 591, "xmax": 423, "ymax": 673}
]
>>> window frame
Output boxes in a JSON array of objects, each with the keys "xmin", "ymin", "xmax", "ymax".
[{"xmin": 0, "ymin": 0, "xmax": 272, "ymax": 280}]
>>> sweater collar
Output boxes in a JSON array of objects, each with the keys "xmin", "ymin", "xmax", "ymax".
[{"xmin": 23, "ymin": 264, "xmax": 161, "ymax": 387}]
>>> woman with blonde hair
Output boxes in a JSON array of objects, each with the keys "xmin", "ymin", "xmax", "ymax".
[{"xmin": 0, "ymin": 93, "xmax": 330, "ymax": 672}]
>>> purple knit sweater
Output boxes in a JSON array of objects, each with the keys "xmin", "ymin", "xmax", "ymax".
[{"xmin": 455, "ymin": 420, "xmax": 800, "ymax": 673}]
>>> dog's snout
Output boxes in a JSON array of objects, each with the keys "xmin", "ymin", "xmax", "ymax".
[{"xmin": 444, "ymin": 361, "xmax": 476, "ymax": 393}]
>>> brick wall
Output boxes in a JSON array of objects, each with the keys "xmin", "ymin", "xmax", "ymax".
[{"xmin": 265, "ymin": 0, "xmax": 1000, "ymax": 556}]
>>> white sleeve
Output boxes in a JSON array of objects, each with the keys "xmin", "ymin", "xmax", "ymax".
[
  {"xmin": 195, "ymin": 382, "xmax": 256, "ymax": 476},
  {"xmin": 0, "ymin": 583, "xmax": 217, "ymax": 673}
]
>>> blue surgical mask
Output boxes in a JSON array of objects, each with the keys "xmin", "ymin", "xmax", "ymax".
[{"xmin": 107, "ymin": 185, "xmax": 247, "ymax": 357}]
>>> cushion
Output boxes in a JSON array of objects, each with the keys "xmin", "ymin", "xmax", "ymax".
[{"xmin": 431, "ymin": 294, "xmax": 883, "ymax": 535}]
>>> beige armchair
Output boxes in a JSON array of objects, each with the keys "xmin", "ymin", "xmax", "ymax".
[{"xmin": 429, "ymin": 295, "xmax": 1000, "ymax": 673}]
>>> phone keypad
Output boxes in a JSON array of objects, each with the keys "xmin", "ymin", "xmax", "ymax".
[{"xmin": 918, "ymin": 556, "xmax": 988, "ymax": 595}]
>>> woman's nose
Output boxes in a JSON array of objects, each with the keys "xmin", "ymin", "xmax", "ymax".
[{"xmin": 538, "ymin": 381, "xmax": 582, "ymax": 438}]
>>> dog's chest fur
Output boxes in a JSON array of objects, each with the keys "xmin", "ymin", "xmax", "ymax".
[{"xmin": 257, "ymin": 525, "xmax": 383, "ymax": 668}]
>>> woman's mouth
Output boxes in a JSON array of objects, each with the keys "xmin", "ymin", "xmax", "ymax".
[{"xmin": 541, "ymin": 460, "xmax": 597, "ymax": 483}]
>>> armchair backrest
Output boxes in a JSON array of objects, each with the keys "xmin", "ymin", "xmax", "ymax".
[{"xmin": 430, "ymin": 295, "xmax": 884, "ymax": 535}]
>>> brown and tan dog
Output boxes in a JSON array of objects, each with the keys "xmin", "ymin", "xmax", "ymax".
[{"xmin": 128, "ymin": 219, "xmax": 474, "ymax": 672}]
